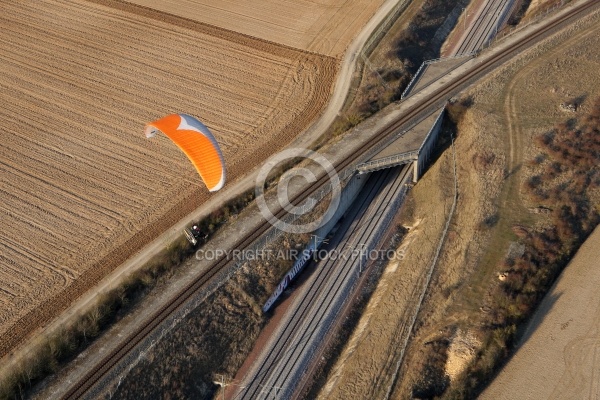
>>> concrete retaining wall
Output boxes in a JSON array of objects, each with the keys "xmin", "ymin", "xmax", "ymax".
[
  {"xmin": 414, "ymin": 108, "xmax": 445, "ymax": 181},
  {"xmin": 315, "ymin": 173, "xmax": 368, "ymax": 239},
  {"xmin": 432, "ymin": 0, "xmax": 470, "ymax": 48}
]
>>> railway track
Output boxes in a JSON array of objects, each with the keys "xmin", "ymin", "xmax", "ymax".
[
  {"xmin": 62, "ymin": 1, "xmax": 598, "ymax": 398},
  {"xmin": 236, "ymin": 171, "xmax": 393, "ymax": 399},
  {"xmin": 455, "ymin": 0, "xmax": 513, "ymax": 55},
  {"xmin": 237, "ymin": 166, "xmax": 411, "ymax": 399}
]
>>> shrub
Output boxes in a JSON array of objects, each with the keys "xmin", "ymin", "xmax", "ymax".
[{"xmin": 524, "ymin": 175, "xmax": 542, "ymax": 190}]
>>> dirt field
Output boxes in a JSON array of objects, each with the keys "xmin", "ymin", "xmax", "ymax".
[
  {"xmin": 0, "ymin": 0, "xmax": 338, "ymax": 357},
  {"xmin": 317, "ymin": 7, "xmax": 600, "ymax": 400},
  {"xmin": 481, "ymin": 226, "xmax": 600, "ymax": 399},
  {"xmin": 124, "ymin": 0, "xmax": 386, "ymax": 57}
]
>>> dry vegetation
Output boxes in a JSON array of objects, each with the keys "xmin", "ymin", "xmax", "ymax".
[
  {"xmin": 398, "ymin": 15, "xmax": 600, "ymax": 399},
  {"xmin": 506, "ymin": 0, "xmax": 567, "ymax": 26},
  {"xmin": 316, "ymin": 112, "xmax": 461, "ymax": 400},
  {"xmin": 96, "ymin": 2, "xmax": 478, "ymax": 398},
  {"xmin": 3, "ymin": 0, "xmax": 594, "ymax": 398},
  {"xmin": 99, "ymin": 187, "xmax": 337, "ymax": 398},
  {"xmin": 0, "ymin": 0, "xmax": 337, "ymax": 360},
  {"xmin": 107, "ymin": 233, "xmax": 314, "ymax": 399},
  {"xmin": 524, "ymin": 0, "xmax": 568, "ymax": 18},
  {"xmin": 0, "ymin": 192, "xmax": 256, "ymax": 399},
  {"xmin": 3, "ymin": 176, "xmax": 333, "ymax": 398},
  {"xmin": 317, "ymin": 8, "xmax": 600, "ymax": 400},
  {"xmin": 321, "ymin": 0, "xmax": 469, "ymax": 144}
]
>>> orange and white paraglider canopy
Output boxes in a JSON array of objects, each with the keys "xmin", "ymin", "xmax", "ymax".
[{"xmin": 145, "ymin": 114, "xmax": 226, "ymax": 192}]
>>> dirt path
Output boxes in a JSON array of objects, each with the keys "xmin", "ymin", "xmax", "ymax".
[
  {"xmin": 503, "ymin": 22, "xmax": 597, "ymax": 183},
  {"xmin": 480, "ymin": 19, "xmax": 600, "ymax": 399},
  {"xmin": 487, "ymin": 19, "xmax": 600, "ymax": 263},
  {"xmin": 317, "ymin": 163, "xmax": 452, "ymax": 399}
]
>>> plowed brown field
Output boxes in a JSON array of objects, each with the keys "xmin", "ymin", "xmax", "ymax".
[
  {"xmin": 123, "ymin": 0, "xmax": 385, "ymax": 57},
  {"xmin": 0, "ymin": 0, "xmax": 338, "ymax": 357}
]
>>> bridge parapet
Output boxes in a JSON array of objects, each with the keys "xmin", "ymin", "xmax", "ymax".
[{"xmin": 356, "ymin": 150, "xmax": 419, "ymax": 174}]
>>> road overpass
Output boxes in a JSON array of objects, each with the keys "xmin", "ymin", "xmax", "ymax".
[{"xmin": 357, "ymin": 107, "xmax": 445, "ymax": 181}]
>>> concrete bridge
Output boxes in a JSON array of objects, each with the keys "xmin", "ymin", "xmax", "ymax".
[{"xmin": 357, "ymin": 107, "xmax": 445, "ymax": 182}]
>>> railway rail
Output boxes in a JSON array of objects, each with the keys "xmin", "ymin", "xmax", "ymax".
[
  {"xmin": 237, "ymin": 166, "xmax": 411, "ymax": 399},
  {"xmin": 455, "ymin": 0, "xmax": 513, "ymax": 55},
  {"xmin": 62, "ymin": 1, "xmax": 598, "ymax": 397}
]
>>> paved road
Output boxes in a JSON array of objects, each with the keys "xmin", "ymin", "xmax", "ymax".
[
  {"xmin": 15, "ymin": 1, "xmax": 409, "ymax": 393},
  {"xmin": 236, "ymin": 166, "xmax": 411, "ymax": 399}
]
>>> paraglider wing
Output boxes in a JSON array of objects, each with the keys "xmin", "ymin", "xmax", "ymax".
[{"xmin": 145, "ymin": 114, "xmax": 226, "ymax": 192}]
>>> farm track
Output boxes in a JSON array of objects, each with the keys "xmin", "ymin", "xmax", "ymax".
[
  {"xmin": 61, "ymin": 1, "xmax": 599, "ymax": 398},
  {"xmin": 0, "ymin": 0, "xmax": 337, "ymax": 358}
]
